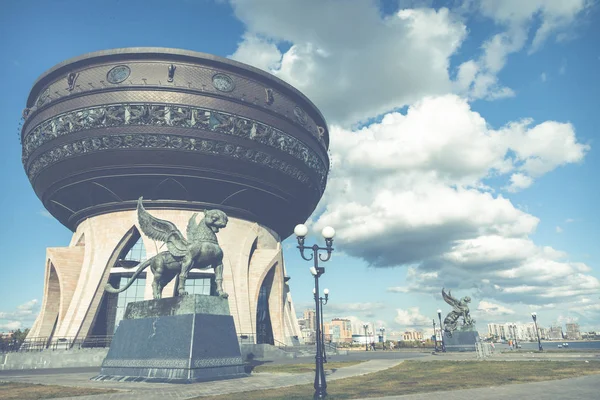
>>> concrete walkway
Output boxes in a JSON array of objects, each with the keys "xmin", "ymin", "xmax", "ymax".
[
  {"xmin": 1, "ymin": 358, "xmax": 405, "ymax": 400},
  {"xmin": 1, "ymin": 351, "xmax": 598, "ymax": 399}
]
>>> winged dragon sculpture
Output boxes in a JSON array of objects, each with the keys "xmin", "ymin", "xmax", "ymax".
[
  {"xmin": 442, "ymin": 288, "xmax": 475, "ymax": 337},
  {"xmin": 105, "ymin": 197, "xmax": 229, "ymax": 299}
]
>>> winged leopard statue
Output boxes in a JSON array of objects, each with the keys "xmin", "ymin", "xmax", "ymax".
[{"xmin": 105, "ymin": 197, "xmax": 229, "ymax": 299}]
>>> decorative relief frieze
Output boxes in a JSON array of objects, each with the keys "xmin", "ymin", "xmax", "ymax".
[
  {"xmin": 167, "ymin": 64, "xmax": 176, "ymax": 82},
  {"xmin": 24, "ymin": 64, "xmax": 327, "ymax": 147},
  {"xmin": 67, "ymin": 72, "xmax": 79, "ymax": 92},
  {"xmin": 102, "ymin": 358, "xmax": 188, "ymax": 368},
  {"xmin": 36, "ymin": 88, "xmax": 50, "ymax": 107},
  {"xmin": 294, "ymin": 106, "xmax": 308, "ymax": 125},
  {"xmin": 101, "ymin": 356, "xmax": 244, "ymax": 369},
  {"xmin": 192, "ymin": 356, "xmax": 244, "ymax": 368},
  {"xmin": 265, "ymin": 88, "xmax": 275, "ymax": 105},
  {"xmin": 106, "ymin": 65, "xmax": 131, "ymax": 84},
  {"xmin": 212, "ymin": 73, "xmax": 235, "ymax": 92},
  {"xmin": 27, "ymin": 132, "xmax": 320, "ymax": 191},
  {"xmin": 23, "ymin": 103, "xmax": 327, "ymax": 189}
]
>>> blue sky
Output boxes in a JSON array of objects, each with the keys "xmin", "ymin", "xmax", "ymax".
[{"xmin": 1, "ymin": 0, "xmax": 599, "ymax": 336}]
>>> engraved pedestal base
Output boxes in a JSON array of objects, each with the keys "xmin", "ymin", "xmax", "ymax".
[
  {"xmin": 443, "ymin": 329, "xmax": 480, "ymax": 352},
  {"xmin": 93, "ymin": 295, "xmax": 247, "ymax": 383}
]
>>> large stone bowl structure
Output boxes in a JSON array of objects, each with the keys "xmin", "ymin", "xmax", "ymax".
[{"xmin": 22, "ymin": 48, "xmax": 329, "ymax": 347}]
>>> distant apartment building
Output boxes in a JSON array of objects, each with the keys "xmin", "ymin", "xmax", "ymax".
[
  {"xmin": 565, "ymin": 323, "xmax": 581, "ymax": 340},
  {"xmin": 402, "ymin": 331, "xmax": 424, "ymax": 341},
  {"xmin": 582, "ymin": 331, "xmax": 599, "ymax": 340},
  {"xmin": 297, "ymin": 318, "xmax": 314, "ymax": 344},
  {"xmin": 324, "ymin": 318, "xmax": 353, "ymax": 343},
  {"xmin": 303, "ymin": 309, "xmax": 316, "ymax": 332},
  {"xmin": 487, "ymin": 323, "xmax": 507, "ymax": 339},
  {"xmin": 547, "ymin": 325, "xmax": 564, "ymax": 340},
  {"xmin": 487, "ymin": 322, "xmax": 544, "ymax": 341}
]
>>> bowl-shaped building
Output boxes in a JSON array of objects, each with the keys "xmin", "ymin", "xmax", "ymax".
[{"xmin": 21, "ymin": 48, "xmax": 329, "ymax": 347}]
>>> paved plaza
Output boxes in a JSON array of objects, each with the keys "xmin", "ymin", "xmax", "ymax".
[{"xmin": 1, "ymin": 351, "xmax": 599, "ymax": 399}]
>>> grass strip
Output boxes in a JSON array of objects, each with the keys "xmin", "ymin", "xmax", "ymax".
[
  {"xmin": 202, "ymin": 360, "xmax": 600, "ymax": 400},
  {"xmin": 252, "ymin": 360, "xmax": 364, "ymax": 374},
  {"xmin": 0, "ymin": 381, "xmax": 116, "ymax": 400}
]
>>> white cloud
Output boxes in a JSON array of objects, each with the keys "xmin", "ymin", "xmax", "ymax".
[
  {"xmin": 228, "ymin": 0, "xmax": 591, "ymax": 115},
  {"xmin": 0, "ymin": 299, "xmax": 39, "ymax": 319},
  {"xmin": 565, "ymin": 218, "xmax": 575, "ymax": 223},
  {"xmin": 455, "ymin": 0, "xmax": 590, "ymax": 99},
  {"xmin": 559, "ymin": 59, "xmax": 568, "ymax": 74},
  {"xmin": 477, "ymin": 0, "xmax": 592, "ymax": 53},
  {"xmin": 39, "ymin": 210, "xmax": 52, "ymax": 218},
  {"xmin": 225, "ymin": 0, "xmax": 596, "ymax": 326},
  {"xmin": 394, "ymin": 307, "xmax": 431, "ymax": 327},
  {"xmin": 313, "ymin": 95, "xmax": 587, "ymax": 267},
  {"xmin": 506, "ymin": 173, "xmax": 534, "ymax": 192},
  {"xmin": 556, "ymin": 226, "xmax": 563, "ymax": 233},
  {"xmin": 557, "ymin": 314, "xmax": 579, "ymax": 324},
  {"xmin": 228, "ymin": 0, "xmax": 466, "ymax": 125},
  {"xmin": 541, "ymin": 72, "xmax": 547, "ymax": 82},
  {"xmin": 326, "ymin": 302, "xmax": 385, "ymax": 314},
  {"xmin": 306, "ymin": 95, "xmax": 592, "ymax": 309},
  {"xmin": 333, "ymin": 316, "xmax": 383, "ymax": 334},
  {"xmin": 403, "ymin": 235, "xmax": 600, "ymax": 307},
  {"xmin": 0, "ymin": 321, "xmax": 22, "ymax": 331},
  {"xmin": 0, "ymin": 299, "xmax": 39, "ymax": 332},
  {"xmin": 230, "ymin": 33, "xmax": 282, "ymax": 71},
  {"xmin": 476, "ymin": 300, "xmax": 515, "ymax": 316}
]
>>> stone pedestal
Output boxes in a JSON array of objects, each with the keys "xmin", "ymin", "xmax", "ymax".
[
  {"xmin": 443, "ymin": 329, "xmax": 479, "ymax": 352},
  {"xmin": 93, "ymin": 295, "xmax": 247, "ymax": 383}
]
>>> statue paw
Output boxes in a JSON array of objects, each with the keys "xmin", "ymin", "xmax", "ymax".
[
  {"xmin": 218, "ymin": 291, "xmax": 229, "ymax": 299},
  {"xmin": 178, "ymin": 290, "xmax": 189, "ymax": 296}
]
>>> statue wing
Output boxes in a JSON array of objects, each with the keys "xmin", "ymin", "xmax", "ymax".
[
  {"xmin": 442, "ymin": 288, "xmax": 459, "ymax": 308},
  {"xmin": 137, "ymin": 197, "xmax": 188, "ymax": 257},
  {"xmin": 186, "ymin": 213, "xmax": 200, "ymax": 242}
]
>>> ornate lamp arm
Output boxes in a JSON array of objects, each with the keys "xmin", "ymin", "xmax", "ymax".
[
  {"xmin": 297, "ymin": 237, "xmax": 315, "ymax": 261},
  {"xmin": 318, "ymin": 238, "xmax": 334, "ymax": 262}
]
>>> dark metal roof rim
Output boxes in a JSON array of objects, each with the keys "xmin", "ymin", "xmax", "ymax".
[
  {"xmin": 27, "ymin": 47, "xmax": 328, "ymax": 136},
  {"xmin": 22, "ymin": 85, "xmax": 330, "ymax": 152}
]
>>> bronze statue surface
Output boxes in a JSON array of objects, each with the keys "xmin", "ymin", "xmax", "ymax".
[
  {"xmin": 442, "ymin": 288, "xmax": 475, "ymax": 336},
  {"xmin": 105, "ymin": 197, "xmax": 229, "ymax": 299}
]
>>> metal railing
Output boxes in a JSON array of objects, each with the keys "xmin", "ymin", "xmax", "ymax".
[
  {"xmin": 237, "ymin": 333, "xmax": 256, "ymax": 345},
  {"xmin": 475, "ymin": 340, "xmax": 495, "ymax": 359},
  {"xmin": 273, "ymin": 338, "xmax": 290, "ymax": 351},
  {"xmin": 237, "ymin": 333, "xmax": 297, "ymax": 352},
  {"xmin": 1, "ymin": 335, "xmax": 113, "ymax": 353},
  {"xmin": 324, "ymin": 341, "xmax": 338, "ymax": 353}
]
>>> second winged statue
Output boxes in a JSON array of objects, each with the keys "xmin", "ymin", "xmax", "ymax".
[
  {"xmin": 105, "ymin": 197, "xmax": 229, "ymax": 299},
  {"xmin": 442, "ymin": 288, "xmax": 475, "ymax": 336}
]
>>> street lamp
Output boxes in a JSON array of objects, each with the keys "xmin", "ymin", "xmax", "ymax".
[
  {"xmin": 531, "ymin": 312, "xmax": 543, "ymax": 351},
  {"xmin": 437, "ymin": 309, "xmax": 446, "ymax": 352},
  {"xmin": 363, "ymin": 324, "xmax": 369, "ymax": 351},
  {"xmin": 432, "ymin": 319, "xmax": 438, "ymax": 351},
  {"xmin": 314, "ymin": 288, "xmax": 329, "ymax": 363},
  {"xmin": 295, "ymin": 223, "xmax": 334, "ymax": 399},
  {"xmin": 512, "ymin": 324, "xmax": 519, "ymax": 349},
  {"xmin": 380, "ymin": 327, "xmax": 385, "ymax": 349}
]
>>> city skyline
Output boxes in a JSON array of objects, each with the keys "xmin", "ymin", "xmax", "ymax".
[{"xmin": 298, "ymin": 307, "xmax": 591, "ymax": 342}]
